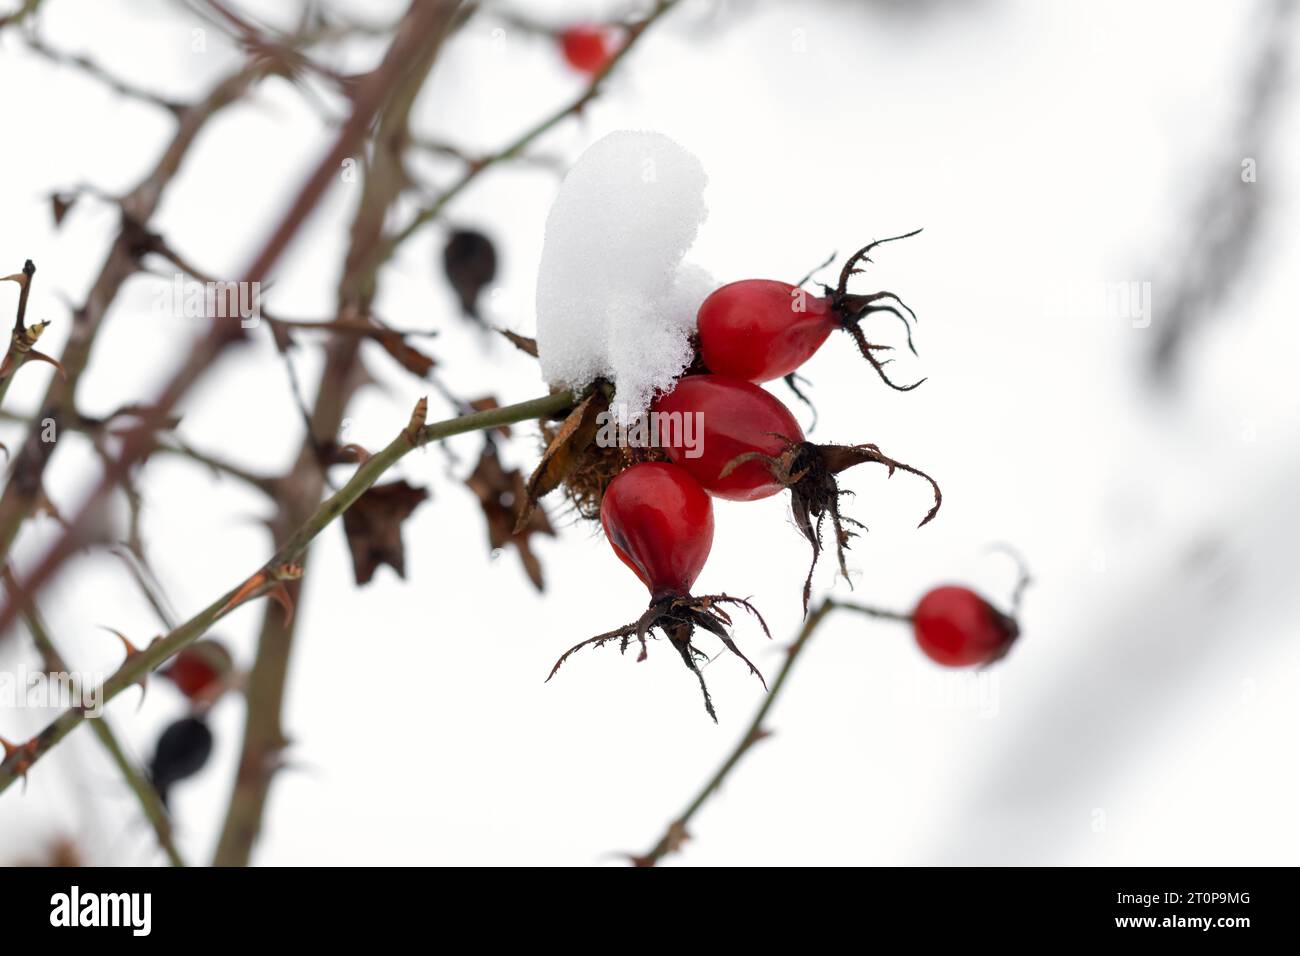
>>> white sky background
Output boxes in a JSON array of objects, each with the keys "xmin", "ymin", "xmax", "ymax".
[{"xmin": 0, "ymin": 0, "xmax": 1298, "ymax": 865}]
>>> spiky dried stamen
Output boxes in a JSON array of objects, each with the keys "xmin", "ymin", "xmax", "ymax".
[
  {"xmin": 826, "ymin": 229, "xmax": 925, "ymax": 392},
  {"xmin": 719, "ymin": 439, "xmax": 942, "ymax": 613},
  {"xmin": 546, "ymin": 593, "xmax": 771, "ymax": 722}
]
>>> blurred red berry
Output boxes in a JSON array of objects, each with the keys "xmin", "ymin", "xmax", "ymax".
[
  {"xmin": 161, "ymin": 639, "xmax": 232, "ymax": 701},
  {"xmin": 560, "ymin": 25, "xmax": 615, "ymax": 75},
  {"xmin": 601, "ymin": 462, "xmax": 713, "ymax": 599},
  {"xmin": 912, "ymin": 586, "xmax": 1018, "ymax": 667}
]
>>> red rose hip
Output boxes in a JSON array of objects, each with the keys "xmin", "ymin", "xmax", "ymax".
[
  {"xmin": 652, "ymin": 374, "xmax": 804, "ymax": 501},
  {"xmin": 161, "ymin": 639, "xmax": 233, "ymax": 702},
  {"xmin": 600, "ymin": 461, "xmax": 713, "ymax": 599},
  {"xmin": 912, "ymin": 586, "xmax": 1019, "ymax": 667},
  {"xmin": 697, "ymin": 281, "xmax": 835, "ymax": 383},
  {"xmin": 560, "ymin": 25, "xmax": 616, "ymax": 75},
  {"xmin": 695, "ymin": 230, "xmax": 924, "ymax": 391}
]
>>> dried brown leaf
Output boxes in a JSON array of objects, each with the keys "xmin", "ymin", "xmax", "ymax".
[
  {"xmin": 467, "ymin": 446, "xmax": 555, "ymax": 591},
  {"xmin": 376, "ymin": 330, "xmax": 437, "ymax": 378},
  {"xmin": 341, "ymin": 480, "xmax": 430, "ymax": 585},
  {"xmin": 518, "ymin": 390, "xmax": 606, "ymax": 530}
]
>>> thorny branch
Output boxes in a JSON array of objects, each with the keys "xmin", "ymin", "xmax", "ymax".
[
  {"xmin": 633, "ymin": 598, "xmax": 889, "ymax": 867},
  {"xmin": 0, "ymin": 389, "xmax": 577, "ymax": 797},
  {"xmin": 0, "ymin": 63, "xmax": 263, "ymax": 580},
  {"xmin": 0, "ymin": 0, "xmax": 688, "ymax": 861},
  {"xmin": 1, "ymin": 568, "xmax": 185, "ymax": 866},
  {"xmin": 0, "ymin": 0, "xmax": 466, "ymax": 641},
  {"xmin": 356, "ymin": 0, "xmax": 684, "ymax": 286},
  {"xmin": 213, "ymin": 0, "xmax": 462, "ymax": 867}
]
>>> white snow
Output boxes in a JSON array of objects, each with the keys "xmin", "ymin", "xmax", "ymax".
[{"xmin": 535, "ymin": 131, "xmax": 709, "ymax": 419}]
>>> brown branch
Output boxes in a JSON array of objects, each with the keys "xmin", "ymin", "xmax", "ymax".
[
  {"xmin": 0, "ymin": 260, "xmax": 43, "ymax": 410},
  {"xmin": 0, "ymin": 64, "xmax": 262, "ymax": 575},
  {"xmin": 0, "ymin": 0, "xmax": 465, "ymax": 642},
  {"xmin": 354, "ymin": 0, "xmax": 683, "ymax": 287},
  {"xmin": 212, "ymin": 1, "xmax": 460, "ymax": 865},
  {"xmin": 24, "ymin": 35, "xmax": 184, "ymax": 113},
  {"xmin": 0, "ymin": 0, "xmax": 44, "ymax": 29},
  {"xmin": 2, "ymin": 567, "xmax": 185, "ymax": 866},
  {"xmin": 0, "ymin": 389, "xmax": 577, "ymax": 797}
]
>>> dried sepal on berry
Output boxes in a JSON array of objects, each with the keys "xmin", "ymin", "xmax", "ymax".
[
  {"xmin": 547, "ymin": 593, "xmax": 771, "ymax": 722},
  {"xmin": 826, "ymin": 229, "xmax": 926, "ymax": 392},
  {"xmin": 721, "ymin": 439, "xmax": 942, "ymax": 612}
]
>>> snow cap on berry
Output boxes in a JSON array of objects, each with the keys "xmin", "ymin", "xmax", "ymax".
[{"xmin": 536, "ymin": 130, "xmax": 709, "ymax": 421}]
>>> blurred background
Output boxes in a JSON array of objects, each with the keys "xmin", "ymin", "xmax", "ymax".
[{"xmin": 0, "ymin": 0, "xmax": 1297, "ymax": 865}]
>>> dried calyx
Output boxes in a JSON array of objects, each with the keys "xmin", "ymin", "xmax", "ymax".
[
  {"xmin": 825, "ymin": 229, "xmax": 925, "ymax": 392},
  {"xmin": 547, "ymin": 593, "xmax": 770, "ymax": 722},
  {"xmin": 722, "ymin": 439, "xmax": 942, "ymax": 612}
]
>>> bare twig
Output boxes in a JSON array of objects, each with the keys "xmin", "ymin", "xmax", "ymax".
[
  {"xmin": 2, "ymin": 567, "xmax": 185, "ymax": 866},
  {"xmin": 0, "ymin": 64, "xmax": 262, "ymax": 573},
  {"xmin": 632, "ymin": 598, "xmax": 842, "ymax": 867},
  {"xmin": 0, "ymin": 389, "xmax": 576, "ymax": 796},
  {"xmin": 0, "ymin": 260, "xmax": 46, "ymax": 410},
  {"xmin": 0, "ymin": 0, "xmax": 466, "ymax": 640},
  {"xmin": 0, "ymin": 0, "xmax": 45, "ymax": 30},
  {"xmin": 24, "ymin": 35, "xmax": 183, "ymax": 113},
  {"xmin": 357, "ymin": 0, "xmax": 683, "ymax": 284},
  {"xmin": 213, "ymin": 0, "xmax": 462, "ymax": 867}
]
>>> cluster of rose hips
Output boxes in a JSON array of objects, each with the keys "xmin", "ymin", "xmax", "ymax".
[{"xmin": 549, "ymin": 235, "xmax": 1024, "ymax": 719}]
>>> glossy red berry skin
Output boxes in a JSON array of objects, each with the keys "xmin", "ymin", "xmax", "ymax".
[
  {"xmin": 652, "ymin": 374, "xmax": 804, "ymax": 501},
  {"xmin": 601, "ymin": 462, "xmax": 714, "ymax": 600},
  {"xmin": 697, "ymin": 280, "xmax": 836, "ymax": 383},
  {"xmin": 912, "ymin": 586, "xmax": 1018, "ymax": 667},
  {"xmin": 560, "ymin": 25, "xmax": 614, "ymax": 75}
]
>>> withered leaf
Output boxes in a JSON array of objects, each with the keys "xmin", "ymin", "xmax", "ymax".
[
  {"xmin": 375, "ymin": 330, "xmax": 437, "ymax": 378},
  {"xmin": 342, "ymin": 480, "xmax": 430, "ymax": 585},
  {"xmin": 466, "ymin": 446, "xmax": 554, "ymax": 591},
  {"xmin": 518, "ymin": 389, "xmax": 607, "ymax": 531},
  {"xmin": 50, "ymin": 193, "xmax": 76, "ymax": 227}
]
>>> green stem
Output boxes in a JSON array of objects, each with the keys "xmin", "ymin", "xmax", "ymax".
[
  {"xmin": 635, "ymin": 599, "xmax": 841, "ymax": 866},
  {"xmin": 2, "ymin": 567, "xmax": 185, "ymax": 866},
  {"xmin": 0, "ymin": 389, "xmax": 575, "ymax": 796}
]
